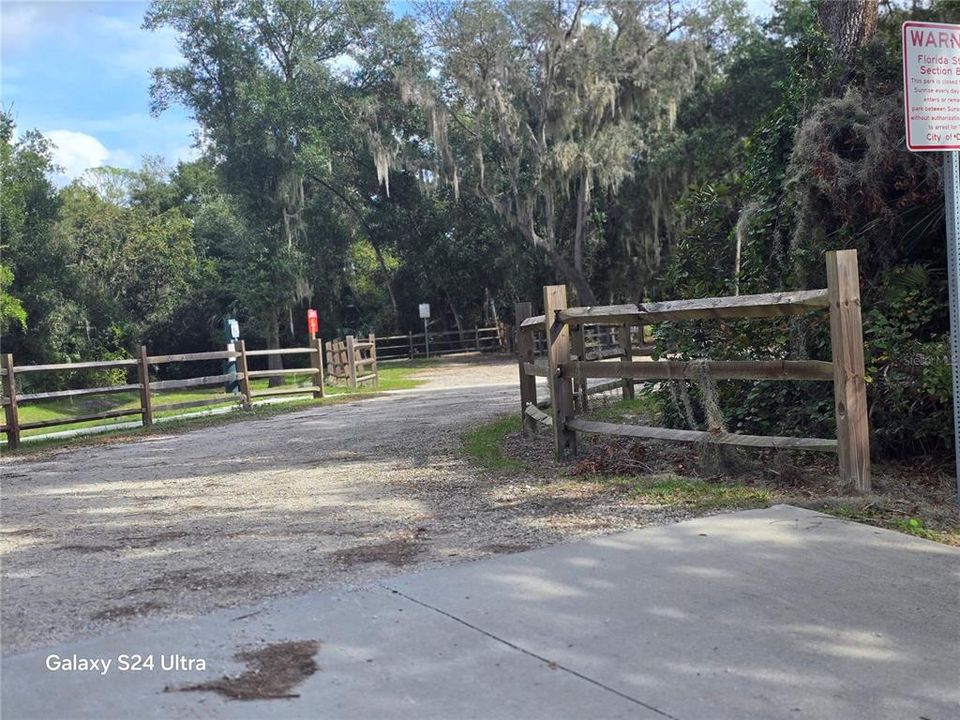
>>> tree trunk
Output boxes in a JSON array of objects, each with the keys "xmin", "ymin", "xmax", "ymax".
[
  {"xmin": 574, "ymin": 172, "xmax": 588, "ymax": 273},
  {"xmin": 543, "ymin": 245, "xmax": 597, "ymax": 305},
  {"xmin": 474, "ymin": 186, "xmax": 598, "ymax": 305},
  {"xmin": 443, "ymin": 287, "xmax": 465, "ymax": 347},
  {"xmin": 370, "ymin": 241, "xmax": 400, "ymax": 331},
  {"xmin": 485, "ymin": 287, "xmax": 504, "ymax": 348},
  {"xmin": 817, "ymin": 0, "xmax": 878, "ymax": 71},
  {"xmin": 267, "ymin": 308, "xmax": 284, "ymax": 388}
]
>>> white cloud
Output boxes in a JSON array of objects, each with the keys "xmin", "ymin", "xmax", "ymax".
[
  {"xmin": 326, "ymin": 53, "xmax": 360, "ymax": 77},
  {"xmin": 43, "ymin": 129, "xmax": 138, "ymax": 183},
  {"xmin": 1, "ymin": 1, "xmax": 89, "ymax": 52},
  {"xmin": 90, "ymin": 14, "xmax": 183, "ymax": 77},
  {"xmin": 0, "ymin": 4, "xmax": 40, "ymax": 52},
  {"xmin": 172, "ymin": 144, "xmax": 201, "ymax": 164}
]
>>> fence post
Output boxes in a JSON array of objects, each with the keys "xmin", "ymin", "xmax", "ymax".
[
  {"xmin": 620, "ymin": 322, "xmax": 635, "ymax": 400},
  {"xmin": 369, "ymin": 333, "xmax": 379, "ymax": 388},
  {"xmin": 544, "ymin": 285, "xmax": 577, "ymax": 458},
  {"xmin": 475, "ymin": 325, "xmax": 481, "ymax": 352},
  {"xmin": 2, "ymin": 354, "xmax": 21, "ymax": 449},
  {"xmin": 346, "ymin": 335, "xmax": 358, "ymax": 389},
  {"xmin": 570, "ymin": 323, "xmax": 588, "ymax": 412},
  {"xmin": 408, "ymin": 331, "xmax": 414, "ymax": 359},
  {"xmin": 137, "ymin": 345, "xmax": 154, "ymax": 427},
  {"xmin": 515, "ymin": 302, "xmax": 538, "ymax": 435},
  {"xmin": 826, "ymin": 249, "xmax": 870, "ymax": 492},
  {"xmin": 238, "ymin": 339, "xmax": 253, "ymax": 409},
  {"xmin": 311, "ymin": 337, "xmax": 325, "ymax": 399},
  {"xmin": 325, "ymin": 340, "xmax": 336, "ymax": 381}
]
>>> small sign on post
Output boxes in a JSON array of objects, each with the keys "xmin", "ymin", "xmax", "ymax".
[
  {"xmin": 903, "ymin": 21, "xmax": 960, "ymax": 506},
  {"xmin": 306, "ymin": 309, "xmax": 319, "ymax": 339},
  {"xmin": 903, "ymin": 22, "xmax": 960, "ymax": 151},
  {"xmin": 419, "ymin": 303, "xmax": 431, "ymax": 358},
  {"xmin": 223, "ymin": 318, "xmax": 240, "ymax": 395}
]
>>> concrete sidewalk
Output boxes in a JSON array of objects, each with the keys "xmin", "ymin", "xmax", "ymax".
[{"xmin": 2, "ymin": 505, "xmax": 957, "ymax": 720}]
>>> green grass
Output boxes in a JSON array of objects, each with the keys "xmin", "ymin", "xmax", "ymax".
[
  {"xmin": 585, "ymin": 392, "xmax": 662, "ymax": 423},
  {"xmin": 606, "ymin": 474, "xmax": 773, "ymax": 511},
  {"xmin": 811, "ymin": 501, "xmax": 960, "ymax": 546},
  {"xmin": 375, "ymin": 359, "xmax": 438, "ymax": 390},
  {"xmin": 7, "ymin": 360, "xmax": 431, "ymax": 445},
  {"xmin": 461, "ymin": 415, "xmax": 527, "ymax": 471}
]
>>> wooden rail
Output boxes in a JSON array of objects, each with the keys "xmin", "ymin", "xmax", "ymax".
[
  {"xmin": 18, "ymin": 384, "xmax": 142, "ymax": 402},
  {"xmin": 15, "ymin": 408, "xmax": 144, "ymax": 431},
  {"xmin": 524, "ymin": 404, "xmax": 553, "ymax": 427},
  {"xmin": 149, "ymin": 373, "xmax": 242, "ymax": 391},
  {"xmin": 563, "ymin": 360, "xmax": 834, "ymax": 382},
  {"xmin": 566, "ymin": 419, "xmax": 838, "ymax": 451},
  {"xmin": 520, "ymin": 289, "xmax": 831, "ymax": 329},
  {"xmin": 244, "ymin": 347, "xmax": 314, "ymax": 357},
  {"xmin": 516, "ymin": 250, "xmax": 870, "ymax": 491},
  {"xmin": 147, "ymin": 350, "xmax": 239, "ymax": 363},
  {"xmin": 153, "ymin": 395, "xmax": 240, "ymax": 413},
  {"xmin": 245, "ymin": 368, "xmax": 317, "ymax": 378},
  {"xmin": 13, "ymin": 359, "xmax": 138, "ymax": 373}
]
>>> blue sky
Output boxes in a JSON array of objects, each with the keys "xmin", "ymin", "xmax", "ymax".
[
  {"xmin": 1, "ymin": 0, "xmax": 774, "ymax": 185},
  {"xmin": 2, "ymin": 0, "xmax": 195, "ymax": 183}
]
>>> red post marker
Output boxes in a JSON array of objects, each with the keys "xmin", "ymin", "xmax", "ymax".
[{"xmin": 307, "ymin": 309, "xmax": 319, "ymax": 339}]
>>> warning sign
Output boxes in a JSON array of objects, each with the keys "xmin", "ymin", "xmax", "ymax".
[{"xmin": 903, "ymin": 21, "xmax": 960, "ymax": 151}]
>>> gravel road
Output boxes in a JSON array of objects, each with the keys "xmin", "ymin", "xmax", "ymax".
[{"xmin": 1, "ymin": 355, "xmax": 682, "ymax": 654}]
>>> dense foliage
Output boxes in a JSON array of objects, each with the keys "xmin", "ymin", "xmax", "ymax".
[
  {"xmin": 658, "ymin": 0, "xmax": 955, "ymax": 458},
  {"xmin": 0, "ymin": 0, "xmax": 954, "ymax": 459}
]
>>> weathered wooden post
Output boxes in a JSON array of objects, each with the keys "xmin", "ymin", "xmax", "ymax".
[
  {"xmin": 826, "ymin": 249, "xmax": 871, "ymax": 491},
  {"xmin": 620, "ymin": 322, "xmax": 635, "ymax": 400},
  {"xmin": 368, "ymin": 333, "xmax": 379, "ymax": 388},
  {"xmin": 2, "ymin": 354, "xmax": 21, "ymax": 449},
  {"xmin": 570, "ymin": 323, "xmax": 588, "ymax": 412},
  {"xmin": 238, "ymin": 339, "xmax": 253, "ymax": 410},
  {"xmin": 475, "ymin": 325, "xmax": 481, "ymax": 352},
  {"xmin": 408, "ymin": 331, "xmax": 414, "ymax": 359},
  {"xmin": 544, "ymin": 285, "xmax": 577, "ymax": 458},
  {"xmin": 346, "ymin": 335, "xmax": 358, "ymax": 389},
  {"xmin": 515, "ymin": 302, "xmax": 538, "ymax": 436},
  {"xmin": 311, "ymin": 337, "xmax": 325, "ymax": 398},
  {"xmin": 329, "ymin": 340, "xmax": 338, "ymax": 381},
  {"xmin": 137, "ymin": 345, "xmax": 154, "ymax": 427}
]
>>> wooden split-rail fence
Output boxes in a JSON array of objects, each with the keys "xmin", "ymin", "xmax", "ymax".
[
  {"xmin": 376, "ymin": 325, "xmax": 503, "ymax": 360},
  {"xmin": 324, "ymin": 334, "xmax": 379, "ymax": 389},
  {"xmin": 516, "ymin": 249, "xmax": 872, "ymax": 491},
  {"xmin": 1, "ymin": 338, "xmax": 336, "ymax": 448}
]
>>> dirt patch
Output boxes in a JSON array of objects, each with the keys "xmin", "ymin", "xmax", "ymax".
[
  {"xmin": 117, "ymin": 531, "xmax": 190, "ymax": 547},
  {"xmin": 57, "ymin": 531, "xmax": 189, "ymax": 554},
  {"xmin": 91, "ymin": 601, "xmax": 165, "ymax": 621},
  {"xmin": 58, "ymin": 544, "xmax": 118, "ymax": 554},
  {"xmin": 0, "ymin": 527, "xmax": 45, "ymax": 537},
  {"xmin": 331, "ymin": 538, "xmax": 424, "ymax": 567},
  {"xmin": 480, "ymin": 543, "xmax": 533, "ymax": 554},
  {"xmin": 139, "ymin": 568, "xmax": 288, "ymax": 594},
  {"xmin": 572, "ymin": 438, "xmax": 655, "ymax": 476},
  {"xmin": 174, "ymin": 640, "xmax": 320, "ymax": 700}
]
